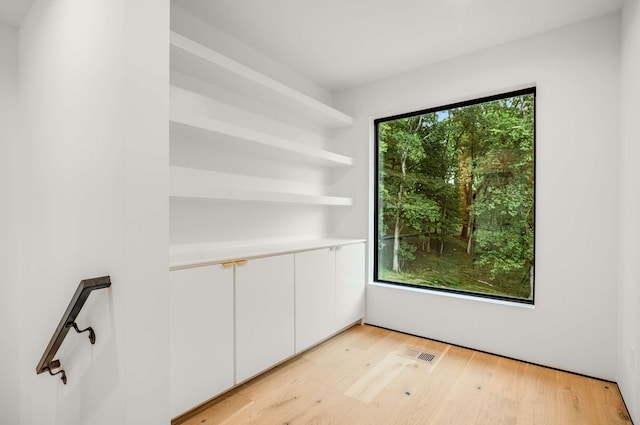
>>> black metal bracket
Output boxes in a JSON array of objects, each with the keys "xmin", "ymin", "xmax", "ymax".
[
  {"xmin": 66, "ymin": 321, "xmax": 96, "ymax": 344},
  {"xmin": 43, "ymin": 360, "xmax": 67, "ymax": 385}
]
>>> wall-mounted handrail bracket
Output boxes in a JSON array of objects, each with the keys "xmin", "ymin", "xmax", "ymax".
[
  {"xmin": 36, "ymin": 276, "xmax": 111, "ymax": 385},
  {"xmin": 66, "ymin": 321, "xmax": 96, "ymax": 344},
  {"xmin": 43, "ymin": 359, "xmax": 67, "ymax": 385}
]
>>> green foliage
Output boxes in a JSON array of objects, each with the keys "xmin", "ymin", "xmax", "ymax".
[
  {"xmin": 397, "ymin": 241, "xmax": 417, "ymax": 271},
  {"xmin": 377, "ymin": 92, "xmax": 535, "ymax": 299},
  {"xmin": 402, "ymin": 192, "xmax": 440, "ymax": 232}
]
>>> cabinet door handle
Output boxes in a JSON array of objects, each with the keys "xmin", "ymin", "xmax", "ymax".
[
  {"xmin": 236, "ymin": 259, "xmax": 248, "ymax": 266},
  {"xmin": 222, "ymin": 262, "xmax": 234, "ymax": 268}
]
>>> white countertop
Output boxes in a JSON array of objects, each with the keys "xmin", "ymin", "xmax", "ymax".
[{"xmin": 170, "ymin": 238, "xmax": 366, "ymax": 270}]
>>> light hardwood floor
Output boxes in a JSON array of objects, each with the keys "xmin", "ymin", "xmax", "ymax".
[{"xmin": 176, "ymin": 325, "xmax": 632, "ymax": 425}]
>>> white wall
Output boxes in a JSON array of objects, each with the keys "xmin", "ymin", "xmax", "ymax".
[
  {"xmin": 618, "ymin": 0, "xmax": 640, "ymax": 421},
  {"xmin": 334, "ymin": 14, "xmax": 621, "ymax": 380},
  {"xmin": 16, "ymin": 0, "xmax": 170, "ymax": 424},
  {"xmin": 0, "ymin": 21, "xmax": 21, "ymax": 425}
]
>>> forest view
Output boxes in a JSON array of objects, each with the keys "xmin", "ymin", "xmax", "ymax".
[{"xmin": 376, "ymin": 90, "xmax": 535, "ymax": 301}]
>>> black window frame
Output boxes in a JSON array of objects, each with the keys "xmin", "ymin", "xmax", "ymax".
[{"xmin": 373, "ymin": 87, "xmax": 536, "ymax": 305}]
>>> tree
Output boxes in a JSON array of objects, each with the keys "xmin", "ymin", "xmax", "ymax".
[
  {"xmin": 469, "ymin": 95, "xmax": 535, "ymax": 280},
  {"xmin": 379, "ymin": 117, "xmax": 426, "ymax": 272}
]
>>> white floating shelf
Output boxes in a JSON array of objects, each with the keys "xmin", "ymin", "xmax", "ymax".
[
  {"xmin": 170, "ymin": 31, "xmax": 354, "ymax": 128},
  {"xmin": 170, "ymin": 95, "xmax": 353, "ymax": 168},
  {"xmin": 170, "ymin": 166, "xmax": 353, "ymax": 207},
  {"xmin": 171, "ymin": 189, "xmax": 352, "ymax": 206}
]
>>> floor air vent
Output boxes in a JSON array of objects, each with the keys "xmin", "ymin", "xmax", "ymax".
[
  {"xmin": 401, "ymin": 348, "xmax": 437, "ymax": 362},
  {"xmin": 417, "ymin": 351, "xmax": 436, "ymax": 362}
]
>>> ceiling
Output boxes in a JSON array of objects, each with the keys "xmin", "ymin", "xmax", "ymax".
[
  {"xmin": 0, "ymin": 0, "xmax": 32, "ymax": 27},
  {"xmin": 1, "ymin": 0, "xmax": 625, "ymax": 90},
  {"xmin": 174, "ymin": 0, "xmax": 625, "ymax": 91}
]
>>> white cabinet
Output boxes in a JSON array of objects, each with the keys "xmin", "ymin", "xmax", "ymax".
[
  {"xmin": 295, "ymin": 248, "xmax": 336, "ymax": 352},
  {"xmin": 335, "ymin": 243, "xmax": 366, "ymax": 330},
  {"xmin": 235, "ymin": 254, "xmax": 295, "ymax": 383},
  {"xmin": 169, "ymin": 265, "xmax": 234, "ymax": 418},
  {"xmin": 169, "ymin": 240, "xmax": 364, "ymax": 417},
  {"xmin": 294, "ymin": 242, "xmax": 366, "ymax": 353}
]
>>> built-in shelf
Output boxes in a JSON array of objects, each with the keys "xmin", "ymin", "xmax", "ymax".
[
  {"xmin": 170, "ymin": 166, "xmax": 353, "ymax": 207},
  {"xmin": 170, "ymin": 88, "xmax": 353, "ymax": 167},
  {"xmin": 170, "ymin": 31, "xmax": 354, "ymax": 128},
  {"xmin": 171, "ymin": 190, "xmax": 352, "ymax": 206},
  {"xmin": 169, "ymin": 17, "xmax": 358, "ymax": 256},
  {"xmin": 169, "ymin": 238, "xmax": 366, "ymax": 270}
]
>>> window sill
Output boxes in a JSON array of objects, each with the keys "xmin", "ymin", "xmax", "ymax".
[{"xmin": 369, "ymin": 280, "xmax": 535, "ymax": 309}]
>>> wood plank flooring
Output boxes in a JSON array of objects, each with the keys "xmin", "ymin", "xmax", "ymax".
[{"xmin": 176, "ymin": 325, "xmax": 632, "ymax": 425}]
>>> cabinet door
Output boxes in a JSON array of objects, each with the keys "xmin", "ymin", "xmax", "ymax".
[
  {"xmin": 235, "ymin": 254, "xmax": 295, "ymax": 383},
  {"xmin": 169, "ymin": 265, "xmax": 235, "ymax": 418},
  {"xmin": 294, "ymin": 248, "xmax": 336, "ymax": 353},
  {"xmin": 335, "ymin": 242, "xmax": 366, "ymax": 330}
]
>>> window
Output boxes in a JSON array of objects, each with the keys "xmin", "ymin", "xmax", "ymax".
[{"xmin": 375, "ymin": 88, "xmax": 535, "ymax": 303}]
